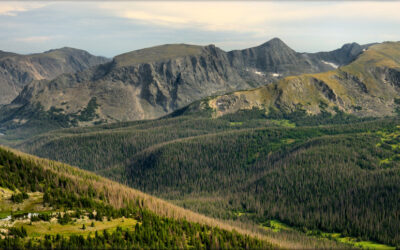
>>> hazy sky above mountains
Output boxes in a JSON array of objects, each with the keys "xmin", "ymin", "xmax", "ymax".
[{"xmin": 0, "ymin": 1, "xmax": 399, "ymax": 57}]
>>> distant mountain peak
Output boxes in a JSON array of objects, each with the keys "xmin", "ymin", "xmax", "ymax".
[
  {"xmin": 267, "ymin": 37, "xmax": 284, "ymax": 43},
  {"xmin": 259, "ymin": 37, "xmax": 290, "ymax": 49},
  {"xmin": 0, "ymin": 47, "xmax": 110, "ymax": 105},
  {"xmin": 1, "ymin": 40, "xmax": 391, "ymax": 128},
  {"xmin": 0, "ymin": 50, "xmax": 17, "ymax": 58},
  {"xmin": 339, "ymin": 42, "xmax": 362, "ymax": 52},
  {"xmin": 341, "ymin": 42, "xmax": 360, "ymax": 48},
  {"xmin": 201, "ymin": 41, "xmax": 400, "ymax": 119},
  {"xmin": 44, "ymin": 47, "xmax": 88, "ymax": 54},
  {"xmin": 335, "ymin": 42, "xmax": 365, "ymax": 59},
  {"xmin": 113, "ymin": 43, "xmax": 204, "ymax": 67}
]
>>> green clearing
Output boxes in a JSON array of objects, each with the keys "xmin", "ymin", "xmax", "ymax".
[
  {"xmin": 322, "ymin": 234, "xmax": 395, "ymax": 250},
  {"xmin": 0, "ymin": 189, "xmax": 46, "ymax": 216},
  {"xmin": 281, "ymin": 138, "xmax": 296, "ymax": 144},
  {"xmin": 14, "ymin": 217, "xmax": 138, "ymax": 238},
  {"xmin": 262, "ymin": 220, "xmax": 292, "ymax": 232},
  {"xmin": 232, "ymin": 210, "xmax": 255, "ymax": 218},
  {"xmin": 376, "ymin": 125, "xmax": 400, "ymax": 165},
  {"xmin": 268, "ymin": 119, "xmax": 296, "ymax": 128},
  {"xmin": 262, "ymin": 219, "xmax": 395, "ymax": 249}
]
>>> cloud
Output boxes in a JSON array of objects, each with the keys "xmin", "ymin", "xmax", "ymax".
[
  {"xmin": 15, "ymin": 36, "xmax": 55, "ymax": 43},
  {"xmin": 97, "ymin": 1, "xmax": 400, "ymax": 37},
  {"xmin": 98, "ymin": 2, "xmax": 273, "ymax": 35},
  {"xmin": 1, "ymin": 1, "xmax": 400, "ymax": 56},
  {"xmin": 0, "ymin": 2, "xmax": 47, "ymax": 16}
]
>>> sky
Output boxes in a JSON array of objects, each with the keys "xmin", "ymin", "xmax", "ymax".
[{"xmin": 0, "ymin": 1, "xmax": 400, "ymax": 58}]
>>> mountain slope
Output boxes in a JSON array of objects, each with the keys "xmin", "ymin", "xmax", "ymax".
[
  {"xmin": 0, "ymin": 47, "xmax": 109, "ymax": 104},
  {"xmin": 1, "ymin": 44, "xmax": 251, "ymax": 127},
  {"xmin": 0, "ymin": 39, "xmax": 369, "ymax": 132},
  {"xmin": 0, "ymin": 145, "xmax": 354, "ymax": 249},
  {"xmin": 0, "ymin": 145, "xmax": 276, "ymax": 249},
  {"xmin": 196, "ymin": 42, "xmax": 400, "ymax": 118}
]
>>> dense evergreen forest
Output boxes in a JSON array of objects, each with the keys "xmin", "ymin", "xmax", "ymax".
[
  {"xmin": 14, "ymin": 108, "xmax": 400, "ymax": 247},
  {"xmin": 0, "ymin": 147, "xmax": 274, "ymax": 249}
]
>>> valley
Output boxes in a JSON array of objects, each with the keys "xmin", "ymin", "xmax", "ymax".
[{"xmin": 6, "ymin": 109, "xmax": 400, "ymax": 248}]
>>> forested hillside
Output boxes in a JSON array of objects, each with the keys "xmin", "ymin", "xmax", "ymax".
[
  {"xmin": 13, "ymin": 108, "xmax": 400, "ymax": 248},
  {"xmin": 0, "ymin": 146, "xmax": 280, "ymax": 249}
]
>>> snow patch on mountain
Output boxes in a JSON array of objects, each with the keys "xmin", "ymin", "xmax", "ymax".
[{"xmin": 321, "ymin": 60, "xmax": 339, "ymax": 69}]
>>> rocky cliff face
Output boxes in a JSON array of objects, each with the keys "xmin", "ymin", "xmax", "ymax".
[
  {"xmin": 196, "ymin": 42, "xmax": 400, "ymax": 118},
  {"xmin": 0, "ymin": 47, "xmax": 109, "ymax": 104},
  {"xmin": 5, "ymin": 44, "xmax": 253, "ymax": 125},
  {"xmin": 313, "ymin": 42, "xmax": 372, "ymax": 66},
  {"xmin": 0, "ymin": 39, "xmax": 371, "ymax": 128},
  {"xmin": 227, "ymin": 38, "xmax": 369, "ymax": 81},
  {"xmin": 228, "ymin": 38, "xmax": 326, "ymax": 78}
]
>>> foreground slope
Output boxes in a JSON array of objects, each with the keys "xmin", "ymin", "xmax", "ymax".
[
  {"xmin": 0, "ymin": 145, "xmax": 354, "ymax": 249},
  {"xmin": 0, "ymin": 146, "xmax": 277, "ymax": 249},
  {"xmin": 0, "ymin": 39, "xmax": 367, "ymax": 132},
  {"xmin": 199, "ymin": 42, "xmax": 400, "ymax": 117},
  {"xmin": 0, "ymin": 47, "xmax": 109, "ymax": 105}
]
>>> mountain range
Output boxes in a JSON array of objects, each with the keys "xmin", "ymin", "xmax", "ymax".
[
  {"xmin": 186, "ymin": 41, "xmax": 400, "ymax": 118},
  {"xmin": 0, "ymin": 38, "xmax": 371, "ymax": 130},
  {"xmin": 0, "ymin": 47, "xmax": 109, "ymax": 105}
]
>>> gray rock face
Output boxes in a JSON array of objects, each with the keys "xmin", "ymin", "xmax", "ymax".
[
  {"xmin": 7, "ymin": 44, "xmax": 252, "ymax": 123},
  {"xmin": 191, "ymin": 42, "xmax": 400, "ymax": 119},
  {"xmin": 313, "ymin": 42, "xmax": 372, "ymax": 66},
  {"xmin": 229, "ymin": 38, "xmax": 324, "ymax": 77},
  {"xmin": 228, "ymin": 38, "xmax": 370, "ymax": 79},
  {"xmin": 0, "ymin": 47, "xmax": 109, "ymax": 104},
  {"xmin": 0, "ymin": 39, "xmax": 371, "ymax": 127}
]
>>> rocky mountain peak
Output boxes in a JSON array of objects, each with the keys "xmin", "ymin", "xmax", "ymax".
[
  {"xmin": 113, "ymin": 44, "xmax": 204, "ymax": 67},
  {"xmin": 44, "ymin": 47, "xmax": 83, "ymax": 53},
  {"xmin": 339, "ymin": 42, "xmax": 363, "ymax": 55},
  {"xmin": 259, "ymin": 37, "xmax": 292, "ymax": 50},
  {"xmin": 0, "ymin": 39, "xmax": 384, "ymax": 129},
  {"xmin": 0, "ymin": 48, "xmax": 110, "ymax": 105}
]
